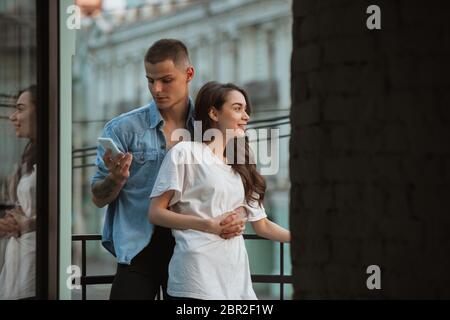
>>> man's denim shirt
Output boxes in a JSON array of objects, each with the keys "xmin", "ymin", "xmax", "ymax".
[{"xmin": 91, "ymin": 99, "xmax": 195, "ymax": 264}]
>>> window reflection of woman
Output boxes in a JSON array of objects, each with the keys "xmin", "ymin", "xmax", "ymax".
[{"xmin": 0, "ymin": 85, "xmax": 37, "ymax": 299}]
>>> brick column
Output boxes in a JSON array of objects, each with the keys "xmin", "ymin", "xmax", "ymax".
[{"xmin": 290, "ymin": 0, "xmax": 450, "ymax": 298}]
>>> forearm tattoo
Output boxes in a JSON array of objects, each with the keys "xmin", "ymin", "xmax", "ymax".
[{"xmin": 93, "ymin": 175, "xmax": 119, "ymax": 201}]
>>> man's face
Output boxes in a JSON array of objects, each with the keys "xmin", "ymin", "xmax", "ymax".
[{"xmin": 144, "ymin": 59, "xmax": 193, "ymax": 110}]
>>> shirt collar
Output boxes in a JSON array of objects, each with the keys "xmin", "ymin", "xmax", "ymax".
[
  {"xmin": 185, "ymin": 97, "xmax": 195, "ymax": 129},
  {"xmin": 148, "ymin": 97, "xmax": 195, "ymax": 129},
  {"xmin": 149, "ymin": 100, "xmax": 164, "ymax": 129}
]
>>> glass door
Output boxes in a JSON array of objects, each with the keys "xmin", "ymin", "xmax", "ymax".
[{"xmin": 0, "ymin": 0, "xmax": 38, "ymax": 300}]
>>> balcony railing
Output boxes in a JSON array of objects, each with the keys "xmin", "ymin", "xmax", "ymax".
[{"xmin": 72, "ymin": 233, "xmax": 292, "ymax": 300}]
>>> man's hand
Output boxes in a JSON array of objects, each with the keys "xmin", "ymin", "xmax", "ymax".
[
  {"xmin": 103, "ymin": 149, "xmax": 133, "ymax": 185},
  {"xmin": 203, "ymin": 207, "xmax": 246, "ymax": 238},
  {"xmin": 219, "ymin": 206, "xmax": 247, "ymax": 240},
  {"xmin": 92, "ymin": 149, "xmax": 134, "ymax": 208}
]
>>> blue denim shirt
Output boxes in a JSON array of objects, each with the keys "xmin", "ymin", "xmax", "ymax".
[{"xmin": 91, "ymin": 99, "xmax": 195, "ymax": 264}]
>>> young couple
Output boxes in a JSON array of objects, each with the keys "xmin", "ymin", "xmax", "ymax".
[{"xmin": 91, "ymin": 39, "xmax": 290, "ymax": 300}]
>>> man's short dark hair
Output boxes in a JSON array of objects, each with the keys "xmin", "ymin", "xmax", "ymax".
[{"xmin": 145, "ymin": 39, "xmax": 190, "ymax": 68}]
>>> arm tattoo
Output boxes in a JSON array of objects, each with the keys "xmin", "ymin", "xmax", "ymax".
[{"xmin": 93, "ymin": 175, "xmax": 119, "ymax": 201}]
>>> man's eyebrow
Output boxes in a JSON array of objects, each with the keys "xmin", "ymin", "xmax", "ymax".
[
  {"xmin": 232, "ymin": 103, "xmax": 246, "ymax": 107},
  {"xmin": 145, "ymin": 74, "xmax": 173, "ymax": 80}
]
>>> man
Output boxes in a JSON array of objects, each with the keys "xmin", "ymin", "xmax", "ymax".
[{"xmin": 91, "ymin": 39, "xmax": 245, "ymax": 300}]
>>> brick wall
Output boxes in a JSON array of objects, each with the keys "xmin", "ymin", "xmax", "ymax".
[{"xmin": 290, "ymin": 0, "xmax": 450, "ymax": 298}]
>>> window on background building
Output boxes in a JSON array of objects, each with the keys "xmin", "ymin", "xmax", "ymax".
[{"xmin": 0, "ymin": 0, "xmax": 38, "ymax": 300}]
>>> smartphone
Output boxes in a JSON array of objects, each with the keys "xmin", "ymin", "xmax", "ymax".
[{"xmin": 98, "ymin": 137, "xmax": 123, "ymax": 157}]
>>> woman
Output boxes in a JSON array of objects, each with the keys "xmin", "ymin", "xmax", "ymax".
[
  {"xmin": 0, "ymin": 86, "xmax": 37, "ymax": 299},
  {"xmin": 149, "ymin": 81, "xmax": 290, "ymax": 300}
]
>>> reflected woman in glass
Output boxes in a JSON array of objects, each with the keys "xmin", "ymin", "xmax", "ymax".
[{"xmin": 0, "ymin": 86, "xmax": 37, "ymax": 299}]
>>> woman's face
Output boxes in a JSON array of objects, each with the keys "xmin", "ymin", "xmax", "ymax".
[
  {"xmin": 9, "ymin": 91, "xmax": 37, "ymax": 140},
  {"xmin": 213, "ymin": 90, "xmax": 250, "ymax": 139}
]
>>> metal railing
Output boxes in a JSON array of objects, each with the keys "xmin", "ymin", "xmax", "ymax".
[{"xmin": 72, "ymin": 233, "xmax": 292, "ymax": 300}]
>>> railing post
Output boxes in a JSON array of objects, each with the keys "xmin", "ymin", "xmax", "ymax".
[
  {"xmin": 82, "ymin": 239, "xmax": 87, "ymax": 300},
  {"xmin": 280, "ymin": 242, "xmax": 284, "ymax": 300}
]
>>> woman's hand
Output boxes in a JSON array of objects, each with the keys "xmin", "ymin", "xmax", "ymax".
[
  {"xmin": 204, "ymin": 207, "xmax": 247, "ymax": 239},
  {"xmin": 4, "ymin": 206, "xmax": 36, "ymax": 237},
  {"xmin": 0, "ymin": 210, "xmax": 20, "ymax": 238},
  {"xmin": 220, "ymin": 206, "xmax": 247, "ymax": 239}
]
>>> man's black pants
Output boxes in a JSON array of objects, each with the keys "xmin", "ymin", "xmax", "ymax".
[{"xmin": 109, "ymin": 226, "xmax": 175, "ymax": 300}]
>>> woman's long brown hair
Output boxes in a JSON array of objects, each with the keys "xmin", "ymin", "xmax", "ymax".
[
  {"xmin": 194, "ymin": 81, "xmax": 265, "ymax": 207},
  {"xmin": 8, "ymin": 85, "xmax": 37, "ymax": 202}
]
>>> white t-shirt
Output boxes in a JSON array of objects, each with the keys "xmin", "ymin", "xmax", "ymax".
[
  {"xmin": 0, "ymin": 165, "xmax": 36, "ymax": 300},
  {"xmin": 150, "ymin": 141, "xmax": 266, "ymax": 300}
]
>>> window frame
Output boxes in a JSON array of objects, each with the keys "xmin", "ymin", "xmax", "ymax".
[{"xmin": 35, "ymin": 0, "xmax": 59, "ymax": 299}]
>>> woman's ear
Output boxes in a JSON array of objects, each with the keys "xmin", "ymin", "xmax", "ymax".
[{"xmin": 208, "ymin": 107, "xmax": 219, "ymax": 122}]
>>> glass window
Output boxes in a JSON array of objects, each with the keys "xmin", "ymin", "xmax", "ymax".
[{"xmin": 0, "ymin": 0, "xmax": 37, "ymax": 300}]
